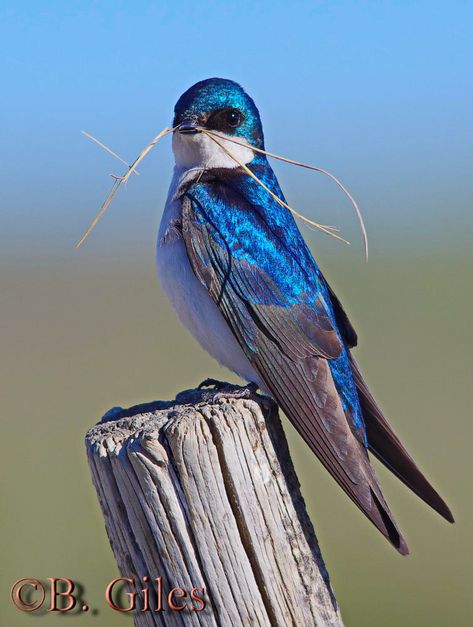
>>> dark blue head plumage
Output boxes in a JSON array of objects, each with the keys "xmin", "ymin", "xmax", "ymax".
[{"xmin": 173, "ymin": 78, "xmax": 265, "ymax": 149}]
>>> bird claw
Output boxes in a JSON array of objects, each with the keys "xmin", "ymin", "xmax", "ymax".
[
  {"xmin": 197, "ymin": 379, "xmax": 259, "ymax": 402},
  {"xmin": 198, "ymin": 378, "xmax": 229, "ymax": 390}
]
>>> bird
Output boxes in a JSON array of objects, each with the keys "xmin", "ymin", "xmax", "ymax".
[{"xmin": 156, "ymin": 77, "xmax": 453, "ymax": 554}]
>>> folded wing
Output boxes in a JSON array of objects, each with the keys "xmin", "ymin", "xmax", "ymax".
[{"xmin": 181, "ymin": 180, "xmax": 409, "ymax": 553}]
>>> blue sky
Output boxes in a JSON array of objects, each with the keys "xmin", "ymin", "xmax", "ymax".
[{"xmin": 1, "ymin": 1, "xmax": 472, "ymax": 261}]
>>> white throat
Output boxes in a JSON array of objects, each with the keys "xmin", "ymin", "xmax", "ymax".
[{"xmin": 172, "ymin": 130, "xmax": 254, "ymax": 170}]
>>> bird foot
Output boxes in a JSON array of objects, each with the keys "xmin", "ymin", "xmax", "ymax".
[
  {"xmin": 197, "ymin": 379, "xmax": 259, "ymax": 402},
  {"xmin": 198, "ymin": 378, "xmax": 230, "ymax": 391}
]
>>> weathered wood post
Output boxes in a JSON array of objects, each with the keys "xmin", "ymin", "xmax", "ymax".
[{"xmin": 85, "ymin": 383, "xmax": 344, "ymax": 626}]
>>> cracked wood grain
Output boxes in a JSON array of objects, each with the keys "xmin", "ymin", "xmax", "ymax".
[{"xmin": 85, "ymin": 384, "xmax": 344, "ymax": 627}]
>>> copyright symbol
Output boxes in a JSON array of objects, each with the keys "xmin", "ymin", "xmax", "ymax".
[{"xmin": 10, "ymin": 578, "xmax": 45, "ymax": 612}]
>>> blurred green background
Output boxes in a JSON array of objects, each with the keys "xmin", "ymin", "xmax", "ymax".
[
  {"xmin": 1, "ymin": 1, "xmax": 472, "ymax": 626},
  {"xmin": 2, "ymin": 253, "xmax": 472, "ymax": 626}
]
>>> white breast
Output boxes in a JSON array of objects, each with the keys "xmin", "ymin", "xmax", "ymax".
[{"xmin": 156, "ymin": 167, "xmax": 260, "ymax": 385}]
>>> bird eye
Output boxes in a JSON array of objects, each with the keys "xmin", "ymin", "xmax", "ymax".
[
  {"xmin": 207, "ymin": 108, "xmax": 243, "ymax": 131},
  {"xmin": 224, "ymin": 109, "xmax": 242, "ymax": 127}
]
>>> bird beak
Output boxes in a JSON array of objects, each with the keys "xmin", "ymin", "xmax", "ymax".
[{"xmin": 178, "ymin": 120, "xmax": 200, "ymax": 134}]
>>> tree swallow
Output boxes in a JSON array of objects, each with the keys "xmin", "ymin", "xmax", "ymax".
[{"xmin": 157, "ymin": 78, "xmax": 453, "ymax": 554}]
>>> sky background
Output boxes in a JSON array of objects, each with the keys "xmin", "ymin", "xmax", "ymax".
[
  {"xmin": 1, "ymin": 2, "xmax": 472, "ymax": 627},
  {"xmin": 1, "ymin": 0, "xmax": 472, "ymax": 262}
]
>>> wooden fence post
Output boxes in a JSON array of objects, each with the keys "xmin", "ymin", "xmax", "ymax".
[{"xmin": 85, "ymin": 383, "xmax": 344, "ymax": 626}]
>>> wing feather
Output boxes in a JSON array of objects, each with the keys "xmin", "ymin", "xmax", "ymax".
[{"xmin": 181, "ymin": 184, "xmax": 408, "ymax": 553}]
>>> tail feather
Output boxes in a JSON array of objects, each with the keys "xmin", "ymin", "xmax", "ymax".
[
  {"xmin": 370, "ymin": 489, "xmax": 409, "ymax": 555},
  {"xmin": 355, "ymin": 461, "xmax": 410, "ymax": 555},
  {"xmin": 350, "ymin": 354, "xmax": 454, "ymax": 524}
]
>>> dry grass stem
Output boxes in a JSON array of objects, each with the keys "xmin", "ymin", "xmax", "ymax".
[
  {"xmin": 76, "ymin": 126, "xmax": 175, "ymax": 248},
  {"xmin": 201, "ymin": 130, "xmax": 350, "ymax": 246},
  {"xmin": 81, "ymin": 131, "xmax": 140, "ymax": 175},
  {"xmin": 77, "ymin": 123, "xmax": 366, "ymax": 258},
  {"xmin": 206, "ymin": 130, "xmax": 368, "ymax": 259}
]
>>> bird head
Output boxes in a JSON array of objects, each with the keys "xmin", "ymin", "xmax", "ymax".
[{"xmin": 172, "ymin": 78, "xmax": 265, "ymax": 170}]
